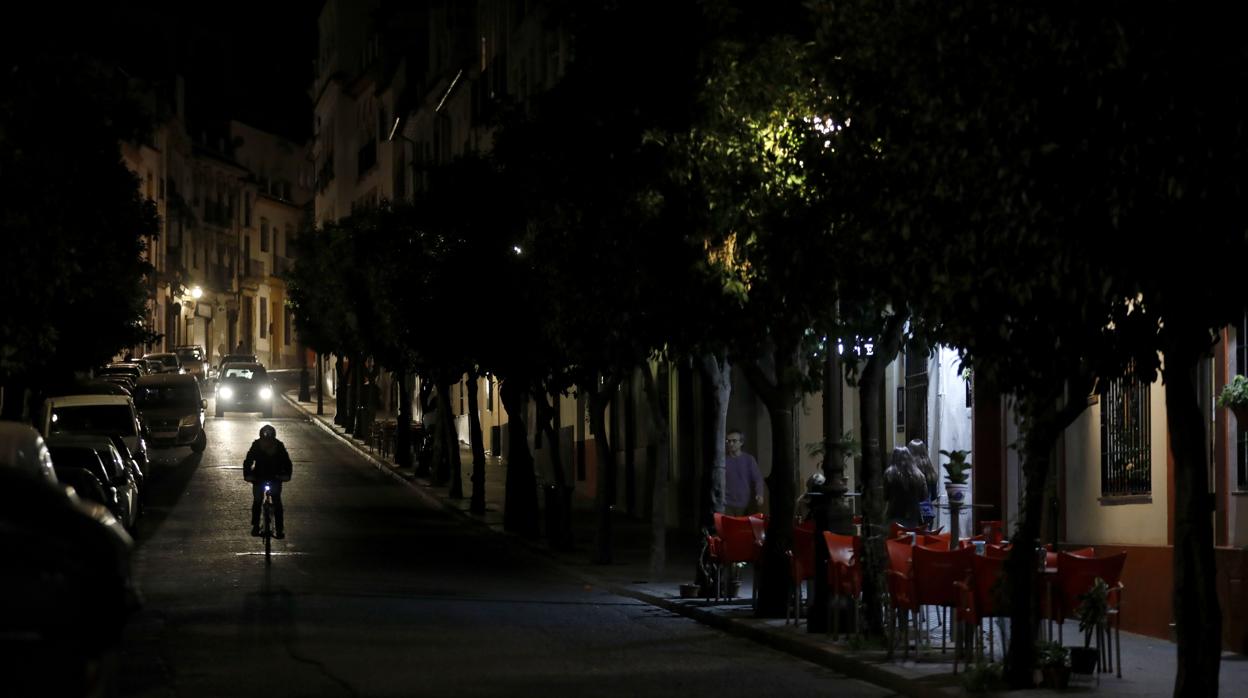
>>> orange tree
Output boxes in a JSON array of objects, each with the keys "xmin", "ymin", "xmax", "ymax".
[
  {"xmin": 814, "ymin": 1, "xmax": 1248, "ymax": 690},
  {"xmin": 0, "ymin": 49, "xmax": 157, "ymax": 417}
]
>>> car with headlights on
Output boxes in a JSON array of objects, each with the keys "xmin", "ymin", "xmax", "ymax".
[
  {"xmin": 133, "ymin": 373, "xmax": 207, "ymax": 452},
  {"xmin": 214, "ymin": 362, "xmax": 274, "ymax": 418}
]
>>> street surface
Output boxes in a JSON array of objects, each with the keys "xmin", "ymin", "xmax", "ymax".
[{"xmin": 117, "ymin": 383, "xmax": 892, "ymax": 697}]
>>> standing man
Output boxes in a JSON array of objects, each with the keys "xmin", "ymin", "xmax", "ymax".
[{"xmin": 724, "ymin": 427, "xmax": 765, "ymax": 515}]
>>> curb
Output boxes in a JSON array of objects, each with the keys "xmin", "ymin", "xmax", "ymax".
[{"xmin": 281, "ymin": 392, "xmax": 952, "ymax": 698}]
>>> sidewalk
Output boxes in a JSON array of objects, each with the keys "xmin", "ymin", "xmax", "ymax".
[{"xmin": 283, "ymin": 388, "xmax": 1248, "ymax": 697}]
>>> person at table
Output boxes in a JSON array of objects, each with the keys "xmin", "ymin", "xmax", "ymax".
[
  {"xmin": 724, "ymin": 427, "xmax": 765, "ymax": 516},
  {"xmin": 884, "ymin": 445, "xmax": 927, "ymax": 528}
]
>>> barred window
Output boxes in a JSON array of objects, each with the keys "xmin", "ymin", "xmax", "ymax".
[
  {"xmin": 1100, "ymin": 377, "xmax": 1152, "ymax": 497},
  {"xmin": 1236, "ymin": 312, "xmax": 1248, "ymax": 489}
]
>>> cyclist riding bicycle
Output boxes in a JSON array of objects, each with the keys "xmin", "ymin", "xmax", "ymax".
[{"xmin": 243, "ymin": 424, "xmax": 293, "ymax": 539}]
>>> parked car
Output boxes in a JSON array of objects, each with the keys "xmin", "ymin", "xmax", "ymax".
[
  {"xmin": 0, "ymin": 421, "xmax": 136, "ymax": 697},
  {"xmin": 44, "ymin": 435, "xmax": 139, "ymax": 531},
  {"xmin": 97, "ymin": 363, "xmax": 144, "ymax": 385},
  {"xmin": 142, "ymin": 352, "xmax": 183, "ymax": 374},
  {"xmin": 106, "ymin": 433, "xmax": 146, "ymax": 510},
  {"xmin": 41, "ymin": 393, "xmax": 149, "ymax": 477},
  {"xmin": 79, "ymin": 380, "xmax": 133, "ymax": 397},
  {"xmin": 141, "ymin": 357, "xmax": 163, "ymax": 373},
  {"xmin": 133, "ymin": 373, "xmax": 207, "ymax": 452},
  {"xmin": 46, "ymin": 439, "xmax": 131, "ymax": 524},
  {"xmin": 174, "ymin": 345, "xmax": 209, "ymax": 384},
  {"xmin": 214, "ymin": 362, "xmax": 274, "ymax": 417}
]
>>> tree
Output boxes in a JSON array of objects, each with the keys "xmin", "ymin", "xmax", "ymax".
[
  {"xmin": 813, "ymin": 2, "xmax": 1248, "ymax": 690},
  {"xmin": 0, "ymin": 50, "xmax": 158, "ymax": 417}
]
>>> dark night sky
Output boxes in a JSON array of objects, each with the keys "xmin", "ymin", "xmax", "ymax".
[{"xmin": 10, "ymin": 1, "xmax": 319, "ymax": 142}]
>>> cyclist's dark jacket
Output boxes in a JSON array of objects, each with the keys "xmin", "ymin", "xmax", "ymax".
[{"xmin": 243, "ymin": 438, "xmax": 293, "ymax": 482}]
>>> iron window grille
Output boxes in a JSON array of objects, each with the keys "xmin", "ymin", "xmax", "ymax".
[
  {"xmin": 1237, "ymin": 312, "xmax": 1247, "ymax": 489},
  {"xmin": 1100, "ymin": 376, "xmax": 1152, "ymax": 497}
]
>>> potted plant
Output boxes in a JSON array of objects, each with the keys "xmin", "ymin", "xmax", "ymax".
[
  {"xmin": 940, "ymin": 449, "xmax": 972, "ymax": 505},
  {"xmin": 1217, "ymin": 375, "xmax": 1248, "ymax": 423},
  {"xmin": 1035, "ymin": 640, "xmax": 1071, "ymax": 689},
  {"xmin": 1071, "ymin": 577, "xmax": 1110, "ymax": 674}
]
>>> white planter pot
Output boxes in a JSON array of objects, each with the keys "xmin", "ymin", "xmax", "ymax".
[{"xmin": 945, "ymin": 483, "xmax": 970, "ymax": 506}]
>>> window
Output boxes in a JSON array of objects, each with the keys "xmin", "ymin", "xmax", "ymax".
[
  {"xmin": 1237, "ymin": 312, "xmax": 1248, "ymax": 489},
  {"xmin": 245, "ymin": 192, "xmax": 252, "ymax": 227},
  {"xmin": 260, "ymin": 218, "xmax": 270, "ymax": 252},
  {"xmin": 284, "ymin": 310, "xmax": 292, "ymax": 346},
  {"xmin": 259, "ymin": 298, "xmax": 268, "ymax": 339},
  {"xmin": 285, "ymin": 224, "xmax": 294, "ymax": 257},
  {"xmin": 1100, "ymin": 376, "xmax": 1152, "ymax": 497}
]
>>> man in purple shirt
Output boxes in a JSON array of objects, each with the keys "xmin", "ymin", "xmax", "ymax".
[{"xmin": 724, "ymin": 428, "xmax": 765, "ymax": 515}]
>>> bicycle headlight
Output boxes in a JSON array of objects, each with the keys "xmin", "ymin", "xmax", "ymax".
[
  {"xmin": 218, "ymin": 386, "xmax": 234, "ymax": 400},
  {"xmin": 260, "ymin": 386, "xmax": 273, "ymax": 400}
]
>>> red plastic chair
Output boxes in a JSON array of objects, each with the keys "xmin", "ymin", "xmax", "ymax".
[
  {"xmin": 885, "ymin": 537, "xmax": 919, "ymax": 659},
  {"xmin": 708, "ymin": 513, "xmax": 764, "ymax": 603},
  {"xmin": 890, "ymin": 521, "xmax": 929, "ymax": 539},
  {"xmin": 984, "ymin": 542, "xmax": 1012, "ymax": 559},
  {"xmin": 1045, "ymin": 543, "xmax": 1094, "ymax": 570},
  {"xmin": 823, "ymin": 531, "xmax": 863, "ymax": 640},
  {"xmin": 918, "ymin": 532, "xmax": 951, "ymax": 550},
  {"xmin": 786, "ymin": 520, "xmax": 816, "ymax": 625},
  {"xmin": 978, "ymin": 519, "xmax": 1005, "ymax": 544},
  {"xmin": 953, "ymin": 553, "xmax": 1011, "ymax": 672},
  {"xmin": 1052, "ymin": 551, "xmax": 1126, "ymax": 677},
  {"xmin": 912, "ymin": 545, "xmax": 976, "ymax": 658}
]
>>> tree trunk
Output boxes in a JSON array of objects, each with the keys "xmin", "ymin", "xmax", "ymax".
[
  {"xmin": 1003, "ymin": 376, "xmax": 1091, "ymax": 688},
  {"xmin": 395, "ymin": 367, "xmax": 412, "ymax": 467},
  {"xmin": 467, "ymin": 372, "xmax": 486, "ymax": 514},
  {"xmin": 1163, "ymin": 342, "xmax": 1222, "ymax": 697},
  {"xmin": 590, "ymin": 376, "xmax": 621, "ymax": 565},
  {"xmin": 414, "ymin": 379, "xmax": 434, "ymax": 478},
  {"xmin": 333, "ymin": 356, "xmax": 347, "ymax": 426},
  {"xmin": 535, "ymin": 388, "xmax": 574, "ymax": 550},
  {"xmin": 809, "ymin": 339, "xmax": 847, "ymax": 634},
  {"xmin": 856, "ymin": 313, "xmax": 908, "ymax": 636},
  {"xmin": 501, "ymin": 378, "xmax": 539, "ymax": 537},
  {"xmin": 695, "ymin": 352, "xmax": 731, "ymax": 592},
  {"xmin": 348, "ymin": 357, "xmax": 363, "ymax": 438},
  {"xmin": 316, "ymin": 353, "xmax": 324, "ymax": 416},
  {"xmin": 641, "ymin": 362, "xmax": 671, "ymax": 581},
  {"xmin": 437, "ymin": 375, "xmax": 463, "ymax": 497},
  {"xmin": 698, "ymin": 352, "xmax": 731, "ymax": 521},
  {"xmin": 740, "ymin": 347, "xmax": 800, "ymax": 618}
]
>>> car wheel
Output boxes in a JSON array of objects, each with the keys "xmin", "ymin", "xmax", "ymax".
[{"xmin": 191, "ymin": 430, "xmax": 207, "ymax": 453}]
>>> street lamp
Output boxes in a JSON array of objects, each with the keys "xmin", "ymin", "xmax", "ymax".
[{"xmin": 190, "ymin": 285, "xmax": 203, "ymax": 300}]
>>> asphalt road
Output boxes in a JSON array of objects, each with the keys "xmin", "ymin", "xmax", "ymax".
[{"xmin": 117, "ymin": 387, "xmax": 892, "ymax": 697}]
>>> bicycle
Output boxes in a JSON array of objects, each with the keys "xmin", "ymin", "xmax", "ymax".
[{"xmin": 260, "ymin": 482, "xmax": 275, "ymax": 562}]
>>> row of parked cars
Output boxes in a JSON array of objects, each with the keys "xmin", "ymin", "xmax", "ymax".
[
  {"xmin": 1, "ymin": 421, "xmax": 140, "ymax": 695},
  {"xmin": 1, "ymin": 348, "xmax": 281, "ymax": 692}
]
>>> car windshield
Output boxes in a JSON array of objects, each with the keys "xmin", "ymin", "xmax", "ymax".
[
  {"xmin": 134, "ymin": 384, "xmax": 200, "ymax": 407},
  {"xmin": 223, "ymin": 366, "xmax": 265, "ymax": 380},
  {"xmin": 50, "ymin": 405, "xmax": 136, "ymax": 436},
  {"xmin": 47, "ymin": 446, "xmax": 110, "ymax": 482},
  {"xmin": 99, "ymin": 366, "xmax": 138, "ymax": 376},
  {"xmin": 176, "ymin": 348, "xmax": 202, "ymax": 362}
]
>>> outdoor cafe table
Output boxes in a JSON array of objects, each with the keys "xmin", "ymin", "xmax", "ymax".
[{"xmin": 932, "ymin": 501, "xmax": 995, "ymax": 549}]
